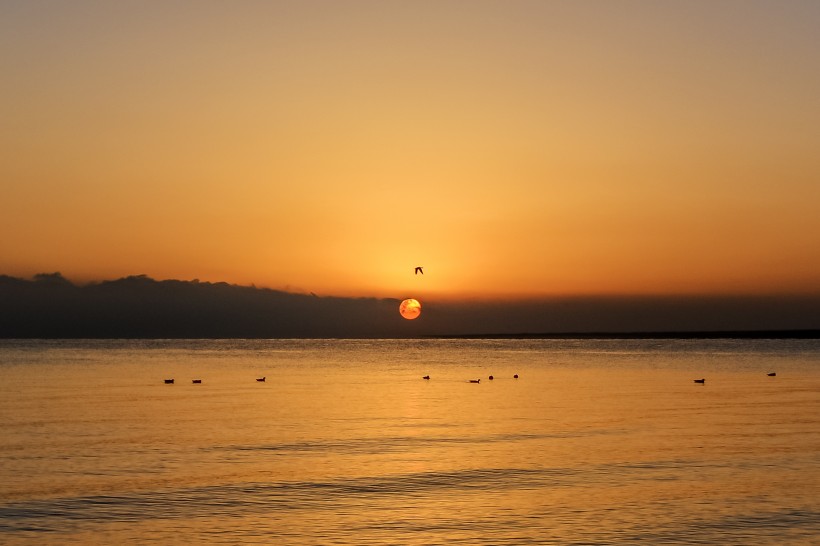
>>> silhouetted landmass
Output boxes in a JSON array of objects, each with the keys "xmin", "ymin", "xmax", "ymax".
[
  {"xmin": 1, "ymin": 273, "xmax": 819, "ymax": 338},
  {"xmin": 0, "ymin": 273, "xmax": 406, "ymax": 338}
]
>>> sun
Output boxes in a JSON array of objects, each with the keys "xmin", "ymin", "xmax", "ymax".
[{"xmin": 399, "ymin": 298, "xmax": 421, "ymax": 320}]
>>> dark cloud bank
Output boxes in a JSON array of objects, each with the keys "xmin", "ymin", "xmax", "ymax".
[{"xmin": 1, "ymin": 273, "xmax": 818, "ymax": 338}]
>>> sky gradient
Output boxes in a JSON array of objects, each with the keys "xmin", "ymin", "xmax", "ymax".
[{"xmin": 2, "ymin": 1, "xmax": 819, "ymax": 302}]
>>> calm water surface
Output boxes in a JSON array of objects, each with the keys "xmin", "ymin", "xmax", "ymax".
[{"xmin": 1, "ymin": 339, "xmax": 818, "ymax": 544}]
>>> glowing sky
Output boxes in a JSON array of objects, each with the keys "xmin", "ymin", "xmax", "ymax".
[{"xmin": 2, "ymin": 1, "xmax": 819, "ymax": 300}]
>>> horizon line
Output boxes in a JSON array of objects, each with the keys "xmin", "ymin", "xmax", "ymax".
[{"xmin": 2, "ymin": 330, "xmax": 819, "ymax": 341}]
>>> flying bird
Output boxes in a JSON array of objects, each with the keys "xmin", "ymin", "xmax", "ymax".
[{"xmin": 415, "ymin": 266, "xmax": 424, "ymax": 275}]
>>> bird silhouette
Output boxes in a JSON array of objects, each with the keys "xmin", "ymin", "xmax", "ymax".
[{"xmin": 415, "ymin": 266, "xmax": 423, "ymax": 275}]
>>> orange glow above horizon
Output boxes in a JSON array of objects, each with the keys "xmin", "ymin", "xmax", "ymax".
[{"xmin": 2, "ymin": 2, "xmax": 819, "ymax": 299}]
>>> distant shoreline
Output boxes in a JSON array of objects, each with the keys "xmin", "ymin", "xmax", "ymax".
[
  {"xmin": 427, "ymin": 330, "xmax": 820, "ymax": 340},
  {"xmin": 2, "ymin": 330, "xmax": 819, "ymax": 341}
]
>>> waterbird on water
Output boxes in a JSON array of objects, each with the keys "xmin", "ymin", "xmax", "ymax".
[
  {"xmin": 694, "ymin": 378, "xmax": 706, "ymax": 384},
  {"xmin": 513, "ymin": 374, "xmax": 519, "ymax": 379},
  {"xmin": 469, "ymin": 379, "xmax": 480, "ymax": 383},
  {"xmin": 488, "ymin": 375, "xmax": 494, "ymax": 380},
  {"xmin": 415, "ymin": 266, "xmax": 423, "ymax": 275},
  {"xmin": 767, "ymin": 372, "xmax": 777, "ymax": 376},
  {"xmin": 164, "ymin": 379, "xmax": 174, "ymax": 384},
  {"xmin": 423, "ymin": 375, "xmax": 430, "ymax": 380},
  {"xmin": 256, "ymin": 377, "xmax": 266, "ymax": 382},
  {"xmin": 192, "ymin": 379, "xmax": 202, "ymax": 384}
]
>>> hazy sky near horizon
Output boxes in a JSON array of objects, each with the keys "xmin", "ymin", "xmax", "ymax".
[{"xmin": 2, "ymin": 1, "xmax": 819, "ymax": 300}]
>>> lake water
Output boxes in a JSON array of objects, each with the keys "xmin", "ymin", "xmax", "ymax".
[{"xmin": 1, "ymin": 338, "xmax": 818, "ymax": 544}]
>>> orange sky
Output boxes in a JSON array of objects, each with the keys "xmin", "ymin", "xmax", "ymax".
[{"xmin": 2, "ymin": 1, "xmax": 819, "ymax": 300}]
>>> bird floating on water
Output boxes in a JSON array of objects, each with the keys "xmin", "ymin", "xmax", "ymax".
[
  {"xmin": 192, "ymin": 379, "xmax": 202, "ymax": 384},
  {"xmin": 423, "ymin": 375, "xmax": 430, "ymax": 380},
  {"xmin": 469, "ymin": 379, "xmax": 480, "ymax": 383},
  {"xmin": 256, "ymin": 377, "xmax": 266, "ymax": 382},
  {"xmin": 488, "ymin": 375, "xmax": 494, "ymax": 380},
  {"xmin": 767, "ymin": 372, "xmax": 776, "ymax": 376},
  {"xmin": 513, "ymin": 374, "xmax": 519, "ymax": 379},
  {"xmin": 694, "ymin": 378, "xmax": 706, "ymax": 384},
  {"xmin": 414, "ymin": 266, "xmax": 423, "ymax": 275},
  {"xmin": 164, "ymin": 379, "xmax": 174, "ymax": 384}
]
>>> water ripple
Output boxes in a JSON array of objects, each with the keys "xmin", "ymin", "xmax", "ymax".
[
  {"xmin": 214, "ymin": 429, "xmax": 619, "ymax": 457},
  {"xmin": 2, "ymin": 463, "xmax": 819, "ymax": 542}
]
